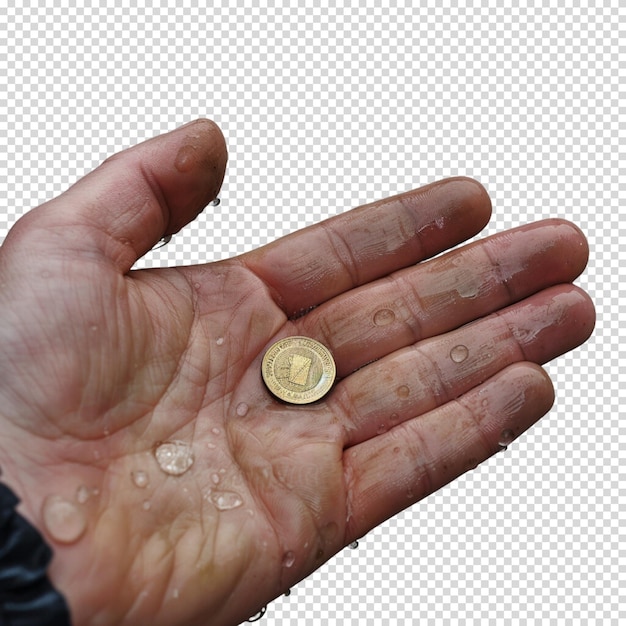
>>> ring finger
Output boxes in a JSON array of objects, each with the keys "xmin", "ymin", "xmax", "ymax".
[{"xmin": 330, "ymin": 283, "xmax": 594, "ymax": 447}]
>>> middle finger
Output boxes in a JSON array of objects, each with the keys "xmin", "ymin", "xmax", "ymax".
[{"xmin": 297, "ymin": 219, "xmax": 588, "ymax": 377}]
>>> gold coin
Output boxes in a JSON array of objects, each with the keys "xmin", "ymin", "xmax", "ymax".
[{"xmin": 261, "ymin": 336, "xmax": 336, "ymax": 404}]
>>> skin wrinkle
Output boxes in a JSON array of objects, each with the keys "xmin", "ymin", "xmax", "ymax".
[
  {"xmin": 450, "ymin": 396, "xmax": 494, "ymax": 471},
  {"xmin": 519, "ymin": 295, "xmax": 569, "ymax": 345},
  {"xmin": 235, "ymin": 252, "xmax": 297, "ymax": 318},
  {"xmin": 81, "ymin": 502, "xmax": 138, "ymax": 620},
  {"xmin": 410, "ymin": 341, "xmax": 454, "ymax": 406},
  {"xmin": 394, "ymin": 180, "xmax": 444, "ymax": 237},
  {"xmin": 342, "ymin": 459, "xmax": 359, "ymax": 538},
  {"xmin": 125, "ymin": 293, "xmax": 194, "ymax": 434},
  {"xmin": 387, "ymin": 270, "xmax": 427, "ymax": 345},
  {"xmin": 2, "ymin": 366, "xmax": 64, "ymax": 438},
  {"xmin": 110, "ymin": 202, "xmax": 151, "ymax": 270},
  {"xmin": 272, "ymin": 428, "xmax": 341, "ymax": 532},
  {"xmin": 137, "ymin": 159, "xmax": 171, "ymax": 238},
  {"xmin": 403, "ymin": 420, "xmax": 435, "ymax": 504},
  {"xmin": 501, "ymin": 389, "xmax": 527, "ymax": 420},
  {"xmin": 76, "ymin": 313, "xmax": 145, "ymax": 438},
  {"xmin": 227, "ymin": 289, "xmax": 275, "ymax": 369},
  {"xmin": 160, "ymin": 327, "xmax": 205, "ymax": 415},
  {"xmin": 243, "ymin": 461, "xmax": 287, "ymax": 554},
  {"xmin": 242, "ymin": 473, "xmax": 302, "ymax": 598},
  {"xmin": 27, "ymin": 207, "xmax": 130, "ymax": 272},
  {"xmin": 214, "ymin": 275, "xmax": 284, "ymax": 397},
  {"xmin": 140, "ymin": 538, "xmax": 176, "ymax": 621},
  {"xmin": 394, "ymin": 190, "xmax": 430, "ymax": 256},
  {"xmin": 319, "ymin": 220, "xmax": 361, "ymax": 289},
  {"xmin": 329, "ymin": 380, "xmax": 368, "ymax": 438},
  {"xmin": 236, "ymin": 256, "xmax": 288, "ymax": 316},
  {"xmin": 194, "ymin": 341, "xmax": 229, "ymax": 427},
  {"xmin": 415, "ymin": 249, "xmax": 485, "ymax": 307},
  {"xmin": 481, "ymin": 237, "xmax": 516, "ymax": 303},
  {"xmin": 493, "ymin": 308, "xmax": 531, "ymax": 362}
]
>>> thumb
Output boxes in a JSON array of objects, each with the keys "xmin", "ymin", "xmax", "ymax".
[{"xmin": 3, "ymin": 119, "xmax": 227, "ymax": 273}]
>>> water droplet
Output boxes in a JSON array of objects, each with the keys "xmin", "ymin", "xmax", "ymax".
[
  {"xmin": 236, "ymin": 402, "xmax": 249, "ymax": 417},
  {"xmin": 465, "ymin": 457, "xmax": 479, "ymax": 471},
  {"xmin": 42, "ymin": 495, "xmax": 87, "ymax": 544},
  {"xmin": 172, "ymin": 588, "xmax": 179, "ymax": 599},
  {"xmin": 458, "ymin": 282, "xmax": 479, "ymax": 298},
  {"xmin": 376, "ymin": 424, "xmax": 387, "ymax": 435},
  {"xmin": 75, "ymin": 485, "xmax": 91, "ymax": 504},
  {"xmin": 450, "ymin": 344, "xmax": 469, "ymax": 363},
  {"xmin": 152, "ymin": 235, "xmax": 172, "ymax": 250},
  {"xmin": 373, "ymin": 308, "xmax": 396, "ymax": 326},
  {"xmin": 211, "ymin": 472, "xmax": 220, "ymax": 485},
  {"xmin": 174, "ymin": 144, "xmax": 197, "ymax": 173},
  {"xmin": 131, "ymin": 470, "xmax": 149, "ymax": 488},
  {"xmin": 396, "ymin": 385, "xmax": 410, "ymax": 398},
  {"xmin": 246, "ymin": 606, "xmax": 267, "ymax": 622},
  {"xmin": 193, "ymin": 282, "xmax": 201, "ymax": 290},
  {"xmin": 216, "ymin": 337, "xmax": 224, "ymax": 346},
  {"xmin": 282, "ymin": 551, "xmax": 295, "ymax": 568},
  {"xmin": 210, "ymin": 490, "xmax": 243, "ymax": 511},
  {"xmin": 154, "ymin": 441, "xmax": 194, "ymax": 476},
  {"xmin": 210, "ymin": 197, "xmax": 221, "ymax": 206},
  {"xmin": 499, "ymin": 429, "xmax": 515, "ymax": 450},
  {"xmin": 348, "ymin": 540, "xmax": 359, "ymax": 549},
  {"xmin": 142, "ymin": 500, "xmax": 152, "ymax": 511},
  {"xmin": 90, "ymin": 325, "xmax": 98, "ymax": 333},
  {"xmin": 211, "ymin": 427, "xmax": 221, "ymax": 436},
  {"xmin": 321, "ymin": 521, "xmax": 339, "ymax": 543}
]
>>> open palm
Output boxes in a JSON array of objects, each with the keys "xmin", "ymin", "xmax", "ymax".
[{"xmin": 0, "ymin": 120, "xmax": 594, "ymax": 626}]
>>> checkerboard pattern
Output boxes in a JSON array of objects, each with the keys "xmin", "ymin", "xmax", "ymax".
[{"xmin": 1, "ymin": 2, "xmax": 623, "ymax": 624}]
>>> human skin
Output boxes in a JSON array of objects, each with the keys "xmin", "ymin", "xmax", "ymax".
[{"xmin": 0, "ymin": 120, "xmax": 595, "ymax": 625}]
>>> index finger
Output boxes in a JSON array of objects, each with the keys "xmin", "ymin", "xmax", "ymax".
[{"xmin": 241, "ymin": 178, "xmax": 492, "ymax": 316}]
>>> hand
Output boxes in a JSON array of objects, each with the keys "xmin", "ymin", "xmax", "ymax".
[{"xmin": 0, "ymin": 120, "xmax": 594, "ymax": 626}]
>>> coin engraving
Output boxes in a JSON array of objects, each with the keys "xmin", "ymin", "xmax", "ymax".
[
  {"xmin": 289, "ymin": 353, "xmax": 312, "ymax": 386},
  {"xmin": 262, "ymin": 336, "xmax": 336, "ymax": 404}
]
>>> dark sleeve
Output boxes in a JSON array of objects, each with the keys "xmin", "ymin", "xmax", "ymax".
[{"xmin": 0, "ymin": 483, "xmax": 72, "ymax": 626}]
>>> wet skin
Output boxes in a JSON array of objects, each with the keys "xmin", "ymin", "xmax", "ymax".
[{"xmin": 0, "ymin": 120, "xmax": 595, "ymax": 626}]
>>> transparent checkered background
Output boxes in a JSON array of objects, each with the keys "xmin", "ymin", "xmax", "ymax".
[{"xmin": 1, "ymin": 1, "xmax": 623, "ymax": 624}]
